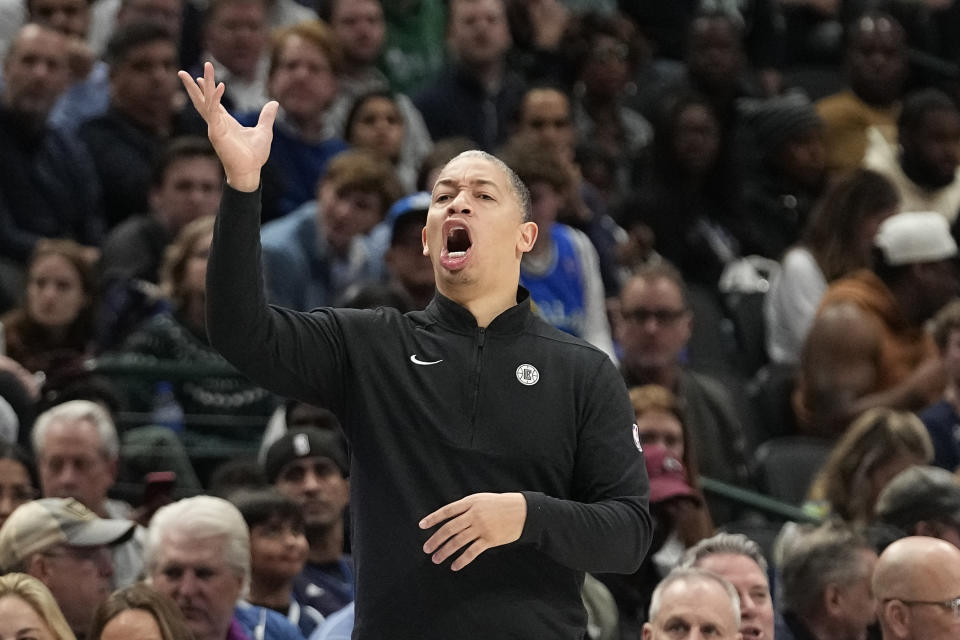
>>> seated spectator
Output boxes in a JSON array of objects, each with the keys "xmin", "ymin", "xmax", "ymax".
[
  {"xmin": 199, "ymin": 0, "xmax": 270, "ymax": 114},
  {"xmin": 381, "ymin": 192, "xmax": 434, "ymax": 310},
  {"xmin": 413, "ymin": 0, "xmax": 525, "ymax": 151},
  {"xmin": 89, "ymin": 583, "xmax": 193, "ymax": 640},
  {"xmin": 921, "ymin": 300, "xmax": 960, "ymax": 470},
  {"xmin": 643, "ymin": 568, "xmax": 741, "ymax": 640},
  {"xmin": 631, "ymin": 384, "xmax": 713, "ymax": 542},
  {"xmin": 264, "ymin": 429, "xmax": 353, "ymax": 620},
  {"xmin": 378, "ymin": 0, "xmax": 445, "ymax": 95},
  {"xmin": 873, "ymin": 536, "xmax": 960, "ymax": 640},
  {"xmin": 806, "ymin": 408, "xmax": 933, "ymax": 524},
  {"xmin": 617, "ymin": 265, "xmax": 750, "ymax": 502},
  {"xmin": 864, "ymin": 89, "xmax": 960, "ymax": 224},
  {"xmin": 0, "ymin": 24, "xmax": 103, "ymax": 269},
  {"xmin": 622, "ymin": 93, "xmax": 742, "ymax": 287},
  {"xmin": 681, "ymin": 533, "xmax": 776, "ymax": 640},
  {"xmin": 344, "ymin": 91, "xmax": 420, "ymax": 192},
  {"xmin": 260, "ymin": 150, "xmax": 403, "ymax": 310},
  {"xmin": 323, "ymin": 0, "xmax": 432, "ymax": 193},
  {"xmin": 765, "ymin": 169, "xmax": 899, "ymax": 366},
  {"xmin": 32, "ymin": 400, "xmax": 145, "ymax": 587},
  {"xmin": 512, "ymin": 85, "xmax": 624, "ymax": 297},
  {"xmin": 112, "ymin": 216, "xmax": 276, "ymax": 442},
  {"xmin": 560, "ymin": 12, "xmax": 652, "ymax": 205},
  {"xmin": 100, "ymin": 136, "xmax": 223, "ymax": 286},
  {"xmin": 78, "ymin": 22, "xmax": 194, "ymax": 228},
  {"xmin": 816, "ymin": 12, "xmax": 907, "ymax": 176},
  {"xmin": 145, "ymin": 495, "xmax": 305, "ymax": 640},
  {"xmin": 0, "ymin": 498, "xmax": 135, "ymax": 638},
  {"xmin": 741, "ymin": 95, "xmax": 828, "ymax": 261},
  {"xmin": 0, "ymin": 572, "xmax": 75, "ymax": 640},
  {"xmin": 874, "ymin": 465, "xmax": 960, "ymax": 546},
  {"xmin": 1, "ymin": 240, "xmax": 97, "ymax": 392},
  {"xmin": 415, "ymin": 136, "xmax": 475, "ymax": 193},
  {"xmin": 250, "ymin": 20, "xmax": 348, "ymax": 220},
  {"xmin": 796, "ymin": 211, "xmax": 958, "ymax": 433},
  {"xmin": 232, "ymin": 489, "xmax": 322, "ymax": 637},
  {"xmin": 0, "ymin": 442, "xmax": 38, "ymax": 530},
  {"xmin": 777, "ymin": 522, "xmax": 878, "ymax": 640},
  {"xmin": 599, "ymin": 436, "xmax": 712, "ymax": 637},
  {"xmin": 501, "ymin": 142, "xmax": 615, "ymax": 359}
]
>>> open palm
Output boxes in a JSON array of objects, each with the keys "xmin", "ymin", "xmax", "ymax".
[{"xmin": 178, "ymin": 62, "xmax": 278, "ymax": 192}]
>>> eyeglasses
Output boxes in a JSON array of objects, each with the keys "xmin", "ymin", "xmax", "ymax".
[
  {"xmin": 621, "ymin": 307, "xmax": 688, "ymax": 326},
  {"xmin": 886, "ymin": 597, "xmax": 960, "ymax": 620}
]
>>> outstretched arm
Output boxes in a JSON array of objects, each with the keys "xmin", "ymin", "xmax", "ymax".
[{"xmin": 177, "ymin": 62, "xmax": 278, "ymax": 191}]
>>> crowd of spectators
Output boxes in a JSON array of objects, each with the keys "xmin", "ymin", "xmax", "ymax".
[{"xmin": 2, "ymin": 0, "xmax": 960, "ymax": 638}]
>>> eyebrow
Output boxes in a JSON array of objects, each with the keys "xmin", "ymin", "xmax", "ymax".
[{"xmin": 434, "ymin": 178, "xmax": 502, "ymax": 192}]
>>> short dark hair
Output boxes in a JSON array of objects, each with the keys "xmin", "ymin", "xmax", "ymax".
[
  {"xmin": 623, "ymin": 261, "xmax": 690, "ymax": 309},
  {"xmin": 344, "ymin": 90, "xmax": 399, "ymax": 144},
  {"xmin": 0, "ymin": 442, "xmax": 38, "ymax": 494},
  {"xmin": 105, "ymin": 20, "xmax": 175, "ymax": 66},
  {"xmin": 150, "ymin": 136, "xmax": 221, "ymax": 188},
  {"xmin": 231, "ymin": 488, "xmax": 305, "ymax": 531},
  {"xmin": 898, "ymin": 88, "xmax": 959, "ymax": 136}
]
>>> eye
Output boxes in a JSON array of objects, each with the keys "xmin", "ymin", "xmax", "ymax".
[
  {"xmin": 478, "ymin": 193, "xmax": 494, "ymax": 201},
  {"xmin": 435, "ymin": 194, "xmax": 451, "ymax": 203}
]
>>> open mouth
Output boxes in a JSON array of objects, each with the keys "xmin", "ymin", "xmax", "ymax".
[
  {"xmin": 440, "ymin": 220, "xmax": 473, "ymax": 270},
  {"xmin": 741, "ymin": 625, "xmax": 763, "ymax": 639}
]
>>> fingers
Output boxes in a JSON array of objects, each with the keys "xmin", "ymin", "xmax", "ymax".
[
  {"xmin": 257, "ymin": 100, "xmax": 280, "ymax": 131},
  {"xmin": 419, "ymin": 497, "xmax": 468, "ymax": 530},
  {"xmin": 450, "ymin": 539, "xmax": 489, "ymax": 571},
  {"xmin": 427, "ymin": 526, "xmax": 478, "ymax": 565},
  {"xmin": 178, "ymin": 70, "xmax": 205, "ymax": 111},
  {"xmin": 422, "ymin": 513, "xmax": 470, "ymax": 554}
]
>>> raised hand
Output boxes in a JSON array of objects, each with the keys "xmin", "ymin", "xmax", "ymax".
[
  {"xmin": 419, "ymin": 492, "xmax": 527, "ymax": 571},
  {"xmin": 178, "ymin": 62, "xmax": 279, "ymax": 192}
]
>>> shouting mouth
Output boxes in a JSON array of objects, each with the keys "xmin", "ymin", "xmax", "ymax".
[{"xmin": 440, "ymin": 219, "xmax": 473, "ymax": 270}]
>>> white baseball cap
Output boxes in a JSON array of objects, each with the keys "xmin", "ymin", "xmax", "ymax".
[{"xmin": 874, "ymin": 211, "xmax": 958, "ymax": 266}]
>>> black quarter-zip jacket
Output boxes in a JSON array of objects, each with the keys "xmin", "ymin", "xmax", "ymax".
[{"xmin": 208, "ymin": 187, "xmax": 653, "ymax": 639}]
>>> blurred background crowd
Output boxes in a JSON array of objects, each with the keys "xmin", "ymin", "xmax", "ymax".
[{"xmin": 2, "ymin": 0, "xmax": 960, "ymax": 638}]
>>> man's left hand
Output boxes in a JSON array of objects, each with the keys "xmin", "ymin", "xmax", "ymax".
[{"xmin": 419, "ymin": 492, "xmax": 527, "ymax": 571}]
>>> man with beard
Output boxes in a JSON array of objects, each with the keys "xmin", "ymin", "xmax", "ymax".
[
  {"xmin": 864, "ymin": 89, "xmax": 960, "ymax": 224},
  {"xmin": 264, "ymin": 427, "xmax": 353, "ymax": 619}
]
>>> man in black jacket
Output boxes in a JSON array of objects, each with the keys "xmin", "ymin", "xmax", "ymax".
[{"xmin": 179, "ymin": 62, "xmax": 652, "ymax": 639}]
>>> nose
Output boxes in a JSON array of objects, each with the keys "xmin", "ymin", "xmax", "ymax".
[
  {"xmin": 177, "ymin": 570, "xmax": 199, "ymax": 597},
  {"xmin": 301, "ymin": 469, "xmax": 322, "ymax": 492},
  {"xmin": 740, "ymin": 592, "xmax": 758, "ymax": 619},
  {"xmin": 447, "ymin": 190, "xmax": 471, "ymax": 215}
]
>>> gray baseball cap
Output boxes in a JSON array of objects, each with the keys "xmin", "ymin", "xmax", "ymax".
[{"xmin": 874, "ymin": 465, "xmax": 960, "ymax": 532}]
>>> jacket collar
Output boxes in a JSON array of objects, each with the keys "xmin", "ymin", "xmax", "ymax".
[{"xmin": 426, "ymin": 287, "xmax": 532, "ymax": 335}]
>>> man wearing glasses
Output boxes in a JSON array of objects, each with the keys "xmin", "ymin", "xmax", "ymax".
[
  {"xmin": 616, "ymin": 263, "xmax": 750, "ymax": 514},
  {"xmin": 874, "ymin": 536, "xmax": 960, "ymax": 640},
  {"xmin": 0, "ymin": 497, "xmax": 136, "ymax": 639}
]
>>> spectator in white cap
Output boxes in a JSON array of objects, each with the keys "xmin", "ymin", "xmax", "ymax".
[
  {"xmin": 0, "ymin": 497, "xmax": 135, "ymax": 639},
  {"xmin": 797, "ymin": 210, "xmax": 959, "ymax": 435}
]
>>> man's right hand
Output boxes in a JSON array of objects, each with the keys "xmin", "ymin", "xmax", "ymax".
[{"xmin": 178, "ymin": 62, "xmax": 279, "ymax": 192}]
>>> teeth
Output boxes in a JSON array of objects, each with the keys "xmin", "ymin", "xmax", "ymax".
[{"xmin": 448, "ymin": 251, "xmax": 466, "ymax": 258}]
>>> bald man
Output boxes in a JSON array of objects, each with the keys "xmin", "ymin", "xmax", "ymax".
[{"xmin": 873, "ymin": 536, "xmax": 960, "ymax": 640}]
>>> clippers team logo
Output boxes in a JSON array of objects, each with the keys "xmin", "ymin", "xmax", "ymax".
[
  {"xmin": 632, "ymin": 423, "xmax": 643, "ymax": 452},
  {"xmin": 515, "ymin": 363, "xmax": 540, "ymax": 386}
]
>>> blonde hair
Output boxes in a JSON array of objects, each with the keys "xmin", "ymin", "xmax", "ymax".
[
  {"xmin": 808, "ymin": 408, "xmax": 933, "ymax": 523},
  {"xmin": 0, "ymin": 573, "xmax": 76, "ymax": 640},
  {"xmin": 160, "ymin": 215, "xmax": 215, "ymax": 309}
]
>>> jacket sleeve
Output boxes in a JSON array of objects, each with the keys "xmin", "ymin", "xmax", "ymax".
[
  {"xmin": 518, "ymin": 356, "xmax": 653, "ymax": 574},
  {"xmin": 206, "ymin": 186, "xmax": 348, "ymax": 416}
]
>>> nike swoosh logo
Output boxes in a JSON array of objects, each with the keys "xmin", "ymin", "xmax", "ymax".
[{"xmin": 410, "ymin": 355, "xmax": 443, "ymax": 366}]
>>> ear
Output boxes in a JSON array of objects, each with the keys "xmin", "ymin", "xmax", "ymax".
[
  {"xmin": 517, "ymin": 221, "xmax": 538, "ymax": 255},
  {"xmin": 28, "ymin": 553, "xmax": 50, "ymax": 581},
  {"xmin": 641, "ymin": 622, "xmax": 653, "ymax": 640},
  {"xmin": 422, "ymin": 226, "xmax": 430, "ymax": 257},
  {"xmin": 823, "ymin": 583, "xmax": 843, "ymax": 617},
  {"xmin": 108, "ymin": 455, "xmax": 119, "ymax": 483},
  {"xmin": 883, "ymin": 599, "xmax": 911, "ymax": 639}
]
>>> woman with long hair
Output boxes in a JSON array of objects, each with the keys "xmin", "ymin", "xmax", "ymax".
[
  {"xmin": 765, "ymin": 169, "xmax": 899, "ymax": 365},
  {"xmin": 88, "ymin": 583, "xmax": 193, "ymax": 640}
]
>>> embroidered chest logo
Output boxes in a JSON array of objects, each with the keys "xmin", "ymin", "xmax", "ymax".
[
  {"xmin": 515, "ymin": 363, "xmax": 540, "ymax": 386},
  {"xmin": 410, "ymin": 354, "xmax": 443, "ymax": 366},
  {"xmin": 632, "ymin": 423, "xmax": 643, "ymax": 452}
]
